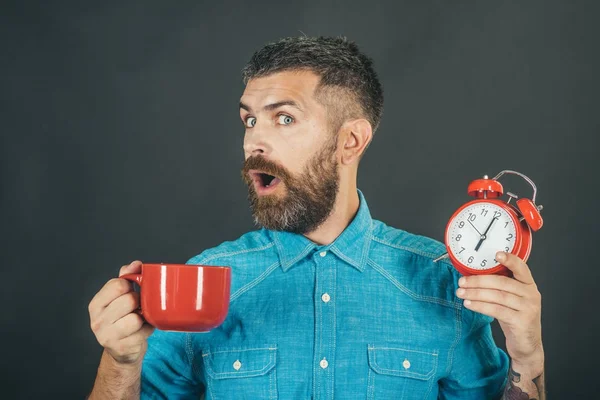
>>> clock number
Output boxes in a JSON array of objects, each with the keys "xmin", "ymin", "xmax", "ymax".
[
  {"xmin": 481, "ymin": 209, "xmax": 488, "ymax": 217},
  {"xmin": 459, "ymin": 247, "xmax": 465, "ymax": 254},
  {"xmin": 458, "ymin": 221, "xmax": 465, "ymax": 228},
  {"xmin": 468, "ymin": 213, "xmax": 476, "ymax": 222},
  {"xmin": 493, "ymin": 211, "xmax": 502, "ymax": 219},
  {"xmin": 505, "ymin": 246, "xmax": 510, "ymax": 252},
  {"xmin": 468, "ymin": 256, "xmax": 474, "ymax": 263},
  {"xmin": 481, "ymin": 259, "xmax": 487, "ymax": 267},
  {"xmin": 504, "ymin": 221, "xmax": 509, "ymax": 228},
  {"xmin": 506, "ymin": 233, "xmax": 513, "ymax": 241},
  {"xmin": 455, "ymin": 234, "xmax": 462, "ymax": 241}
]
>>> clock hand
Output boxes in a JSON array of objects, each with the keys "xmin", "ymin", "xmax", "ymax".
[
  {"xmin": 468, "ymin": 219, "xmax": 483, "ymax": 236},
  {"xmin": 474, "ymin": 217, "xmax": 498, "ymax": 252}
]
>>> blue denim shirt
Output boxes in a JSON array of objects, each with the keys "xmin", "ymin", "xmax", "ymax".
[{"xmin": 141, "ymin": 190, "xmax": 509, "ymax": 399}]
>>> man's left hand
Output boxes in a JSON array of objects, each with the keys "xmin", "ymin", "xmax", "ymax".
[{"xmin": 456, "ymin": 251, "xmax": 544, "ymax": 375}]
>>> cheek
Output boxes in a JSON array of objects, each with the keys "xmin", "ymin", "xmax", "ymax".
[
  {"xmin": 242, "ymin": 132, "xmax": 252, "ymax": 157},
  {"xmin": 268, "ymin": 133, "xmax": 307, "ymax": 169},
  {"xmin": 292, "ymin": 126, "xmax": 326, "ymax": 158},
  {"xmin": 278, "ymin": 146, "xmax": 306, "ymax": 175},
  {"xmin": 291, "ymin": 141, "xmax": 332, "ymax": 173}
]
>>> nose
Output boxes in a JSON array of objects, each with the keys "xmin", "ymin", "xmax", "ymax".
[
  {"xmin": 245, "ymin": 143, "xmax": 265, "ymax": 157},
  {"xmin": 243, "ymin": 127, "xmax": 272, "ymax": 158}
]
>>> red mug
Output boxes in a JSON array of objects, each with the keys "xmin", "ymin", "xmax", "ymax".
[{"xmin": 120, "ymin": 263, "xmax": 231, "ymax": 332}]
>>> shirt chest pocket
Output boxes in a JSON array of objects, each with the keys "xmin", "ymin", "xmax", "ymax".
[
  {"xmin": 202, "ymin": 345, "xmax": 278, "ymax": 400},
  {"xmin": 367, "ymin": 345, "xmax": 438, "ymax": 400}
]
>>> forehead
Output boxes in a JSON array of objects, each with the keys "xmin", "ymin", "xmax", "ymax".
[{"xmin": 240, "ymin": 70, "xmax": 321, "ymax": 108}]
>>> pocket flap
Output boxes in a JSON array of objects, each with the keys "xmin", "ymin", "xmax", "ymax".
[
  {"xmin": 367, "ymin": 345, "xmax": 438, "ymax": 380},
  {"xmin": 202, "ymin": 346, "xmax": 277, "ymax": 380}
]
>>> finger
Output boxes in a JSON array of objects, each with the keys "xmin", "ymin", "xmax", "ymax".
[
  {"xmin": 119, "ymin": 260, "xmax": 143, "ymax": 277},
  {"xmin": 463, "ymin": 300, "xmax": 518, "ymax": 324},
  {"xmin": 111, "ymin": 312, "xmax": 146, "ymax": 340},
  {"xmin": 108, "ymin": 324, "xmax": 155, "ymax": 359},
  {"xmin": 457, "ymin": 288, "xmax": 524, "ymax": 311},
  {"xmin": 496, "ymin": 252, "xmax": 534, "ymax": 284},
  {"xmin": 102, "ymin": 291, "xmax": 140, "ymax": 324},
  {"xmin": 116, "ymin": 323, "xmax": 155, "ymax": 346},
  {"xmin": 89, "ymin": 278, "xmax": 134, "ymax": 319},
  {"xmin": 459, "ymin": 275, "xmax": 528, "ymax": 297}
]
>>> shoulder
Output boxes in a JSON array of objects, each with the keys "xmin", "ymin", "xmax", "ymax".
[
  {"xmin": 368, "ymin": 219, "xmax": 462, "ymax": 307},
  {"xmin": 186, "ymin": 228, "xmax": 275, "ymax": 265}
]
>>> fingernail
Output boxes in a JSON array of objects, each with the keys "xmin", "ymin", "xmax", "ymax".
[
  {"xmin": 457, "ymin": 288, "xmax": 465, "ymax": 296},
  {"xmin": 458, "ymin": 277, "xmax": 466, "ymax": 286},
  {"xmin": 496, "ymin": 252, "xmax": 506, "ymax": 261},
  {"xmin": 464, "ymin": 299, "xmax": 472, "ymax": 306}
]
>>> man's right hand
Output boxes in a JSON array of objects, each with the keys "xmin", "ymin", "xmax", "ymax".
[{"xmin": 88, "ymin": 261, "xmax": 155, "ymax": 365}]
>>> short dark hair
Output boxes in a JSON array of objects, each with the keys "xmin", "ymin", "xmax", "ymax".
[{"xmin": 242, "ymin": 36, "xmax": 384, "ymax": 134}]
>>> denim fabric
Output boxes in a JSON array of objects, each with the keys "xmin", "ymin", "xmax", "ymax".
[{"xmin": 141, "ymin": 190, "xmax": 509, "ymax": 399}]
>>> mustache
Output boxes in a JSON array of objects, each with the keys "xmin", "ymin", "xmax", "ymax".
[{"xmin": 241, "ymin": 156, "xmax": 293, "ymax": 183}]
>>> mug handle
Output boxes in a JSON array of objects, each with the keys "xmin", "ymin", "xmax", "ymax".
[{"xmin": 120, "ymin": 273, "xmax": 143, "ymax": 315}]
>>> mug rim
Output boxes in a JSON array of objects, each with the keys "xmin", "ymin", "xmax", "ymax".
[{"xmin": 142, "ymin": 263, "xmax": 230, "ymax": 269}]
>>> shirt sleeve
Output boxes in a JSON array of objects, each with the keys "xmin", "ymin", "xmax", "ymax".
[
  {"xmin": 141, "ymin": 330, "xmax": 204, "ymax": 399},
  {"xmin": 438, "ymin": 305, "xmax": 509, "ymax": 399}
]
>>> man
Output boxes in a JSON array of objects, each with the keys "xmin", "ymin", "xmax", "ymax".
[{"xmin": 87, "ymin": 36, "xmax": 545, "ymax": 399}]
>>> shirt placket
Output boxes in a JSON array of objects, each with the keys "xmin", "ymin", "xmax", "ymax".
[{"xmin": 312, "ymin": 248, "xmax": 336, "ymax": 400}]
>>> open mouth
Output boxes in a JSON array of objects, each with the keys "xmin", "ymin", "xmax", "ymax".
[{"xmin": 248, "ymin": 170, "xmax": 282, "ymax": 193}]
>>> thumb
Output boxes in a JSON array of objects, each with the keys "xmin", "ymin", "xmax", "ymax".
[{"xmin": 119, "ymin": 260, "xmax": 143, "ymax": 277}]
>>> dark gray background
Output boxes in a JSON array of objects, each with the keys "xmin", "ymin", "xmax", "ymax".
[{"xmin": 1, "ymin": 0, "xmax": 598, "ymax": 398}]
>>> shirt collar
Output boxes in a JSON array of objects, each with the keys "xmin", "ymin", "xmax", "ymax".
[{"xmin": 269, "ymin": 189, "xmax": 373, "ymax": 273}]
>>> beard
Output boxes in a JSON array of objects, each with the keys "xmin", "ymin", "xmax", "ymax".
[{"xmin": 241, "ymin": 137, "xmax": 339, "ymax": 234}]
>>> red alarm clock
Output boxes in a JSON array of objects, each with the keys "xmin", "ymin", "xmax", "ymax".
[{"xmin": 435, "ymin": 170, "xmax": 544, "ymax": 277}]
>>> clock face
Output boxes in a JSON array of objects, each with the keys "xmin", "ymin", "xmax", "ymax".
[{"xmin": 447, "ymin": 201, "xmax": 518, "ymax": 270}]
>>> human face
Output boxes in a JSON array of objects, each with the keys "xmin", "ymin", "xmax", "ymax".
[{"xmin": 240, "ymin": 70, "xmax": 340, "ymax": 233}]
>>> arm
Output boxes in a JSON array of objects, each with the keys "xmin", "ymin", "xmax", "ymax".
[
  {"xmin": 140, "ymin": 330, "xmax": 204, "ymax": 397},
  {"xmin": 502, "ymin": 361, "xmax": 545, "ymax": 400},
  {"xmin": 87, "ymin": 262, "xmax": 154, "ymax": 400},
  {"xmin": 437, "ymin": 300, "xmax": 510, "ymax": 399},
  {"xmin": 88, "ymin": 350, "xmax": 142, "ymax": 400},
  {"xmin": 456, "ymin": 252, "xmax": 546, "ymax": 400}
]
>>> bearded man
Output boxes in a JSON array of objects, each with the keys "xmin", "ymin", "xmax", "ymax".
[{"xmin": 87, "ymin": 36, "xmax": 545, "ymax": 399}]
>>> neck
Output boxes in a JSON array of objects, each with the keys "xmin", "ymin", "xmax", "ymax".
[{"xmin": 304, "ymin": 183, "xmax": 359, "ymax": 246}]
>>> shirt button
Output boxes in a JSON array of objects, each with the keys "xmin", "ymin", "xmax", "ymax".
[
  {"xmin": 403, "ymin": 359, "xmax": 411, "ymax": 369},
  {"xmin": 233, "ymin": 360, "xmax": 242, "ymax": 370},
  {"xmin": 321, "ymin": 293, "xmax": 331, "ymax": 303},
  {"xmin": 319, "ymin": 251, "xmax": 327, "ymax": 257},
  {"xmin": 320, "ymin": 358, "xmax": 329, "ymax": 369}
]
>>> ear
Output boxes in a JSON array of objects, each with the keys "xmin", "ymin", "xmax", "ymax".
[{"xmin": 339, "ymin": 118, "xmax": 373, "ymax": 165}]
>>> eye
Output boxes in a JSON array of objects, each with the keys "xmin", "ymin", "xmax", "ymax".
[
  {"xmin": 277, "ymin": 114, "xmax": 294, "ymax": 125},
  {"xmin": 244, "ymin": 116, "xmax": 257, "ymax": 128}
]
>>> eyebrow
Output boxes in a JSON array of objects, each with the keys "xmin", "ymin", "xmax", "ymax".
[{"xmin": 239, "ymin": 100, "xmax": 303, "ymax": 113}]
